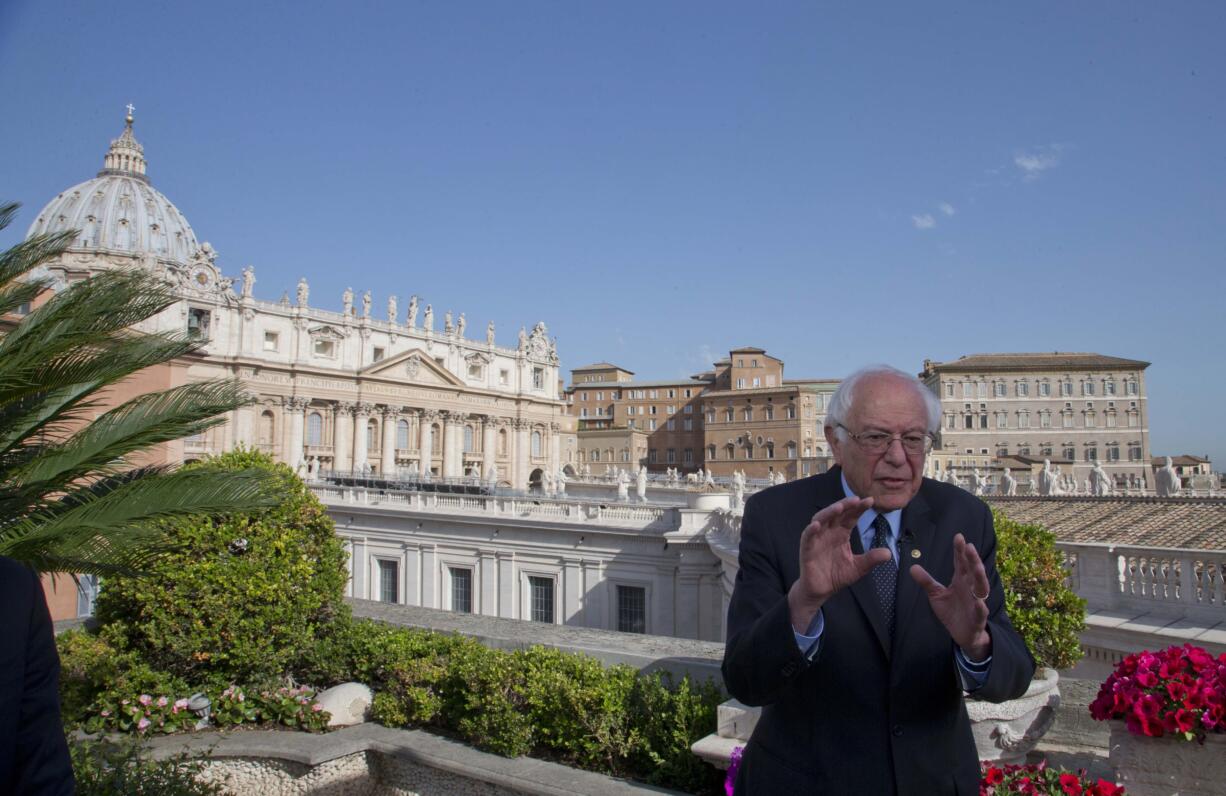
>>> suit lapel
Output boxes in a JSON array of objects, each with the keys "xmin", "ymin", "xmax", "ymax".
[{"xmin": 894, "ymin": 484, "xmax": 939, "ymax": 656}]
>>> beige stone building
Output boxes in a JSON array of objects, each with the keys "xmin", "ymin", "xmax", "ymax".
[
  {"xmin": 24, "ymin": 111, "xmax": 575, "ymax": 493},
  {"xmin": 921, "ymin": 353, "xmax": 1152, "ymax": 488},
  {"xmin": 565, "ymin": 348, "xmax": 838, "ymax": 479}
]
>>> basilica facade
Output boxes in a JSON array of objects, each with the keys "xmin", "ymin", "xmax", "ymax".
[{"xmin": 26, "ymin": 111, "xmax": 575, "ymax": 488}]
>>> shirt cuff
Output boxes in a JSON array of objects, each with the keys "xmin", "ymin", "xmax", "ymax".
[
  {"xmin": 954, "ymin": 646, "xmax": 992, "ymax": 691},
  {"xmin": 793, "ymin": 609, "xmax": 824, "ymax": 659}
]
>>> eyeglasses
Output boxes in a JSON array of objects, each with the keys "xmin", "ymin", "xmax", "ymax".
[{"xmin": 837, "ymin": 424, "xmax": 933, "ymax": 455}]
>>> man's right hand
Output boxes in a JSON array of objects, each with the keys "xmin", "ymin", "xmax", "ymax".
[{"xmin": 787, "ymin": 496, "xmax": 892, "ymax": 632}]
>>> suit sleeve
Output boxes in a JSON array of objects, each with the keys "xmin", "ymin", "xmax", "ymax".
[
  {"xmin": 721, "ymin": 494, "xmax": 813, "ymax": 706},
  {"xmin": 14, "ymin": 568, "xmax": 74, "ymax": 795},
  {"xmin": 973, "ymin": 502, "xmax": 1037, "ymax": 703}
]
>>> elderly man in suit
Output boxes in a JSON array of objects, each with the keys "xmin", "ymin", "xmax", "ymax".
[
  {"xmin": 0, "ymin": 556, "xmax": 75, "ymax": 794},
  {"xmin": 722, "ymin": 365, "xmax": 1034, "ymax": 795}
]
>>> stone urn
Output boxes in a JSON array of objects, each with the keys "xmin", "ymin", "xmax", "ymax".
[
  {"xmin": 966, "ymin": 668, "xmax": 1060, "ymax": 764},
  {"xmin": 1108, "ymin": 721, "xmax": 1226, "ymax": 796}
]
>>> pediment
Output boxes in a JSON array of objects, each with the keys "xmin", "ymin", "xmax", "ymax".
[
  {"xmin": 361, "ymin": 348, "xmax": 464, "ymax": 386},
  {"xmin": 309, "ymin": 324, "xmax": 346, "ymax": 341}
]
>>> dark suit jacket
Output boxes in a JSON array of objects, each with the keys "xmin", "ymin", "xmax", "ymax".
[
  {"xmin": 722, "ymin": 468, "xmax": 1034, "ymax": 795},
  {"xmin": 0, "ymin": 557, "xmax": 75, "ymax": 795}
]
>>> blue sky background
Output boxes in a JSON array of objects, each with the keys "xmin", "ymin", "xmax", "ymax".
[{"xmin": 2, "ymin": 1, "xmax": 1223, "ymax": 463}]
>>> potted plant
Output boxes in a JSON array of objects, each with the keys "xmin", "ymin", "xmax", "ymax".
[
  {"xmin": 1088, "ymin": 644, "xmax": 1226, "ymax": 795},
  {"xmin": 965, "ymin": 510, "xmax": 1087, "ymax": 763},
  {"xmin": 980, "ymin": 760, "xmax": 1124, "ymax": 795}
]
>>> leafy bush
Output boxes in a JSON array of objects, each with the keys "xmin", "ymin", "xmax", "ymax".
[
  {"xmin": 304, "ymin": 617, "xmax": 725, "ymax": 793},
  {"xmin": 58, "ymin": 627, "xmax": 188, "ymax": 730},
  {"xmin": 70, "ymin": 736, "xmax": 226, "ymax": 796},
  {"xmin": 993, "ymin": 509, "xmax": 1086, "ymax": 671},
  {"xmin": 94, "ymin": 448, "xmax": 350, "ymax": 686}
]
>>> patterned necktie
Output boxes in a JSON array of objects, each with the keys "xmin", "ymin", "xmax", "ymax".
[{"xmin": 870, "ymin": 514, "xmax": 897, "ymax": 635}]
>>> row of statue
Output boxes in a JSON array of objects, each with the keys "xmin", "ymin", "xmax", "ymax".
[{"xmin": 932, "ymin": 456, "xmax": 1189, "ymax": 498}]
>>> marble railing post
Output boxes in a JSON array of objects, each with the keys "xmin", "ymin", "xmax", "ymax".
[{"xmin": 381, "ymin": 406, "xmax": 398, "ymax": 475}]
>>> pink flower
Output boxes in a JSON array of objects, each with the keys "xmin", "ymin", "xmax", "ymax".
[
  {"xmin": 312, "ymin": 703, "xmax": 323, "ymax": 712},
  {"xmin": 137, "ymin": 718, "xmax": 151, "ymax": 731},
  {"xmin": 138, "ymin": 694, "xmax": 152, "ymax": 706},
  {"xmin": 100, "ymin": 709, "xmax": 111, "ymax": 717},
  {"xmin": 174, "ymin": 698, "xmax": 189, "ymax": 711},
  {"xmin": 156, "ymin": 696, "xmax": 168, "ymax": 707}
]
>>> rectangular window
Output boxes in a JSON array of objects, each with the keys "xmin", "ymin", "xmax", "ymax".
[
  {"xmin": 1018, "ymin": 413, "xmax": 1030, "ymax": 429},
  {"xmin": 1039, "ymin": 382, "xmax": 1050, "ymax": 396},
  {"xmin": 314, "ymin": 338, "xmax": 336, "ymax": 357},
  {"xmin": 648, "ymin": 419, "xmax": 656, "ymax": 431},
  {"xmin": 667, "ymin": 389, "xmax": 676, "ymax": 398},
  {"xmin": 996, "ymin": 413, "xmax": 1006, "ymax": 429},
  {"xmin": 1083, "ymin": 381, "xmax": 1096, "ymax": 396},
  {"xmin": 450, "ymin": 567, "xmax": 473, "ymax": 613},
  {"xmin": 500, "ymin": 369, "xmax": 510, "ymax": 385},
  {"xmin": 1016, "ymin": 381, "xmax": 1029, "ymax": 397},
  {"xmin": 186, "ymin": 307, "xmax": 211, "ymax": 339},
  {"xmin": 666, "ymin": 448, "xmax": 676, "ymax": 463},
  {"xmin": 528, "ymin": 576, "xmax": 554, "ymax": 623},
  {"xmin": 684, "ymin": 389, "xmax": 692, "ymax": 397},
  {"xmin": 378, "ymin": 559, "xmax": 399, "ymax": 604},
  {"xmin": 683, "ymin": 418, "xmax": 693, "ymax": 431},
  {"xmin": 1105, "ymin": 381, "xmax": 1116, "ymax": 396},
  {"xmin": 736, "ymin": 378, "xmax": 746, "ymax": 389},
  {"xmin": 683, "ymin": 448, "xmax": 693, "ymax": 464},
  {"xmin": 616, "ymin": 585, "xmax": 647, "ymax": 634},
  {"xmin": 994, "ymin": 382, "xmax": 1006, "ymax": 397},
  {"xmin": 373, "ymin": 347, "xmax": 386, "ymax": 362},
  {"xmin": 1040, "ymin": 412, "xmax": 1052, "ymax": 428},
  {"xmin": 1061, "ymin": 382, "xmax": 1072, "ymax": 397},
  {"xmin": 648, "ymin": 449, "xmax": 657, "ymax": 463},
  {"xmin": 596, "ymin": 391, "xmax": 603, "ymax": 401},
  {"xmin": 467, "ymin": 363, "xmax": 483, "ymax": 379},
  {"xmin": 263, "ymin": 331, "xmax": 279, "ymax": 351},
  {"xmin": 532, "ymin": 368, "xmax": 545, "ymax": 389},
  {"xmin": 752, "ymin": 377, "xmax": 761, "ymax": 387},
  {"xmin": 666, "ymin": 419, "xmax": 675, "ymax": 431}
]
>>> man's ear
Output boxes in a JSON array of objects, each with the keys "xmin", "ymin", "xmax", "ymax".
[{"xmin": 823, "ymin": 425, "xmax": 842, "ymax": 465}]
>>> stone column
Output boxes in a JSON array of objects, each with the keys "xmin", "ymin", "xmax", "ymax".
[
  {"xmin": 441, "ymin": 411, "xmax": 459, "ymax": 478},
  {"xmin": 514, "ymin": 418, "xmax": 531, "ymax": 490},
  {"xmin": 550, "ymin": 421, "xmax": 562, "ymax": 478},
  {"xmin": 333, "ymin": 402, "xmax": 355, "ymax": 473},
  {"xmin": 381, "ymin": 406, "xmax": 398, "ymax": 476},
  {"xmin": 419, "ymin": 409, "xmax": 438, "ymax": 476},
  {"xmin": 353, "ymin": 402, "xmax": 374, "ymax": 471},
  {"xmin": 482, "ymin": 417, "xmax": 498, "ymax": 482},
  {"xmin": 283, "ymin": 397, "xmax": 308, "ymax": 471}
]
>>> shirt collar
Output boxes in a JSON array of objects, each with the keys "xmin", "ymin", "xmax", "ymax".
[{"xmin": 840, "ymin": 471, "xmax": 902, "ymax": 542}]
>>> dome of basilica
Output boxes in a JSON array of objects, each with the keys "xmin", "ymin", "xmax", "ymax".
[{"xmin": 26, "ymin": 110, "xmax": 200, "ymax": 265}]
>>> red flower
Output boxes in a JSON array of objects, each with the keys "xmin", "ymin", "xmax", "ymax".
[
  {"xmin": 1059, "ymin": 772, "xmax": 1083, "ymax": 795},
  {"xmin": 985, "ymin": 767, "xmax": 1005, "ymax": 785}
]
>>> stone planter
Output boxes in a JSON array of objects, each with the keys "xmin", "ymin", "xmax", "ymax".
[
  {"xmin": 1108, "ymin": 721, "xmax": 1226, "ymax": 796},
  {"xmin": 966, "ymin": 667, "xmax": 1060, "ymax": 764},
  {"xmin": 686, "ymin": 491, "xmax": 731, "ymax": 511}
]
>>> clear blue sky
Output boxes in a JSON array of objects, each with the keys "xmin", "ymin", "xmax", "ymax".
[{"xmin": 2, "ymin": 1, "xmax": 1223, "ymax": 463}]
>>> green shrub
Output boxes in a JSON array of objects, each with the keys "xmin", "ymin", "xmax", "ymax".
[
  {"xmin": 94, "ymin": 448, "xmax": 350, "ymax": 686},
  {"xmin": 993, "ymin": 509, "xmax": 1086, "ymax": 671},
  {"xmin": 626, "ymin": 670, "xmax": 724, "ymax": 793},
  {"xmin": 58, "ymin": 626, "xmax": 188, "ymax": 730},
  {"xmin": 70, "ymin": 735, "xmax": 225, "ymax": 796}
]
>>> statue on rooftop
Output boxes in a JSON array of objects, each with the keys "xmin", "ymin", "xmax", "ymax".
[
  {"xmin": 1155, "ymin": 456, "xmax": 1181, "ymax": 497},
  {"xmin": 240, "ymin": 266, "xmax": 255, "ymax": 298},
  {"xmin": 457, "ymin": 313, "xmax": 466, "ymax": 339},
  {"xmin": 972, "ymin": 468, "xmax": 986, "ymax": 496},
  {"xmin": 362, "ymin": 290, "xmax": 372, "ymax": 319},
  {"xmin": 342, "ymin": 287, "xmax": 354, "ymax": 317},
  {"xmin": 945, "ymin": 465, "xmax": 961, "ymax": 488},
  {"xmin": 444, "ymin": 310, "xmax": 453, "ymax": 334},
  {"xmin": 407, "ymin": 295, "xmax": 419, "ymax": 328},
  {"xmin": 388, "ymin": 295, "xmax": 397, "ymax": 324},
  {"xmin": 487, "ymin": 320, "xmax": 495, "ymax": 346},
  {"xmin": 617, "ymin": 468, "xmax": 630, "ymax": 501},
  {"xmin": 296, "ymin": 277, "xmax": 309, "ymax": 308},
  {"xmin": 424, "ymin": 304, "xmax": 433, "ymax": 332},
  {"xmin": 1038, "ymin": 459, "xmax": 1057, "ymax": 496},
  {"xmin": 1001, "ymin": 467, "xmax": 1017, "ymax": 496},
  {"xmin": 636, "ymin": 465, "xmax": 648, "ymax": 503},
  {"xmin": 1090, "ymin": 460, "xmax": 1109, "ymax": 497},
  {"xmin": 518, "ymin": 326, "xmax": 528, "ymax": 353}
]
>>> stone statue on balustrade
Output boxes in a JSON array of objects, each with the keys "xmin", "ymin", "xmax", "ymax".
[
  {"xmin": 1038, "ymin": 459, "xmax": 1058, "ymax": 496},
  {"xmin": 444, "ymin": 311, "xmax": 453, "ymax": 335},
  {"xmin": 636, "ymin": 465, "xmax": 648, "ymax": 503},
  {"xmin": 543, "ymin": 468, "xmax": 554, "ymax": 495},
  {"xmin": 424, "ymin": 305, "xmax": 434, "ymax": 332},
  {"xmin": 457, "ymin": 313, "xmax": 466, "ymax": 339},
  {"xmin": 407, "ymin": 461, "xmax": 419, "ymax": 477},
  {"xmin": 388, "ymin": 295, "xmax": 397, "ymax": 324},
  {"xmin": 1000, "ymin": 467, "xmax": 1017, "ymax": 497},
  {"xmin": 362, "ymin": 291, "xmax": 372, "ymax": 319},
  {"xmin": 555, "ymin": 467, "xmax": 567, "ymax": 495},
  {"xmin": 342, "ymin": 287, "xmax": 354, "ymax": 317},
  {"xmin": 306, "ymin": 456, "xmax": 318, "ymax": 477},
  {"xmin": 704, "ymin": 469, "xmax": 716, "ymax": 488},
  {"xmin": 484, "ymin": 461, "xmax": 497, "ymax": 485},
  {"xmin": 407, "ymin": 295, "xmax": 419, "ymax": 328},
  {"xmin": 1090, "ymin": 460, "xmax": 1110, "ymax": 497},
  {"xmin": 617, "ymin": 468, "xmax": 631, "ymax": 501},
  {"xmin": 732, "ymin": 470, "xmax": 745, "ymax": 511},
  {"xmin": 972, "ymin": 468, "xmax": 986, "ymax": 496},
  {"xmin": 944, "ymin": 465, "xmax": 961, "ymax": 489},
  {"xmin": 1155, "ymin": 456, "xmax": 1182, "ymax": 497},
  {"xmin": 487, "ymin": 320, "xmax": 495, "ymax": 346},
  {"xmin": 297, "ymin": 277, "xmax": 309, "ymax": 308},
  {"xmin": 518, "ymin": 327, "xmax": 528, "ymax": 353},
  {"xmin": 240, "ymin": 266, "xmax": 255, "ymax": 298}
]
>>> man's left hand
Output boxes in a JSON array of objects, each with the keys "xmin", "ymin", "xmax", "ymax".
[{"xmin": 909, "ymin": 533, "xmax": 992, "ymax": 660}]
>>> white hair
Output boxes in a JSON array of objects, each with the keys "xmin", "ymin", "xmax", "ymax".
[{"xmin": 824, "ymin": 365, "xmax": 942, "ymax": 439}]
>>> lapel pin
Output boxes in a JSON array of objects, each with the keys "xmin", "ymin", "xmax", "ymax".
[{"xmin": 910, "ymin": 549, "xmax": 921, "ymax": 559}]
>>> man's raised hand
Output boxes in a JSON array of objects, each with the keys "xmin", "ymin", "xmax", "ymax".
[
  {"xmin": 909, "ymin": 533, "xmax": 992, "ymax": 660},
  {"xmin": 788, "ymin": 497, "xmax": 892, "ymax": 633}
]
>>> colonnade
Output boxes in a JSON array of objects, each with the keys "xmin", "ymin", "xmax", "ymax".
[{"xmin": 273, "ymin": 397, "xmax": 560, "ymax": 490}]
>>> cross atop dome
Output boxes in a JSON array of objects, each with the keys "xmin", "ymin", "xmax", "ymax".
[{"xmin": 98, "ymin": 105, "xmax": 148, "ymax": 182}]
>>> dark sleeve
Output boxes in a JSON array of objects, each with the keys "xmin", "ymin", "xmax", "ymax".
[
  {"xmin": 972, "ymin": 501, "xmax": 1037, "ymax": 703},
  {"xmin": 14, "ymin": 568, "xmax": 74, "ymax": 796},
  {"xmin": 721, "ymin": 495, "xmax": 812, "ymax": 706}
]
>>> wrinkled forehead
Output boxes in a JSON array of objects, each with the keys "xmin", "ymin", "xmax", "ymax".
[{"xmin": 849, "ymin": 375, "xmax": 928, "ymax": 428}]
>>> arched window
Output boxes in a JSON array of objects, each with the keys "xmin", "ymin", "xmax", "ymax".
[
  {"xmin": 259, "ymin": 411, "xmax": 275, "ymax": 445},
  {"xmin": 306, "ymin": 412, "xmax": 323, "ymax": 446},
  {"xmin": 366, "ymin": 419, "xmax": 378, "ymax": 450},
  {"xmin": 464, "ymin": 425, "xmax": 474, "ymax": 453},
  {"xmin": 725, "ymin": 443, "xmax": 735, "ymax": 460},
  {"xmin": 397, "ymin": 419, "xmax": 410, "ymax": 449},
  {"xmin": 531, "ymin": 430, "xmax": 542, "ymax": 457},
  {"xmin": 592, "ymin": 448, "xmax": 601, "ymax": 462}
]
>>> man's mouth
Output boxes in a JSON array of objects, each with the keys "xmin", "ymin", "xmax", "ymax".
[{"xmin": 879, "ymin": 477, "xmax": 909, "ymax": 489}]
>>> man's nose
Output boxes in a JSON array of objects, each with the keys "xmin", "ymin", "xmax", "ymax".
[{"xmin": 882, "ymin": 437, "xmax": 908, "ymax": 465}]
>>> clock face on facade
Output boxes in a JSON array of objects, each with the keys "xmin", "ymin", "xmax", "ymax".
[{"xmin": 190, "ymin": 267, "xmax": 211, "ymax": 287}]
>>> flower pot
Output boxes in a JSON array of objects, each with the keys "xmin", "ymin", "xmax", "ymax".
[
  {"xmin": 1108, "ymin": 720, "xmax": 1226, "ymax": 796},
  {"xmin": 966, "ymin": 667, "xmax": 1060, "ymax": 764}
]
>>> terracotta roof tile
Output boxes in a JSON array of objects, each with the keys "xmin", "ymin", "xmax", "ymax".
[
  {"xmin": 928, "ymin": 353, "xmax": 1150, "ymax": 372},
  {"xmin": 986, "ymin": 496, "xmax": 1226, "ymax": 550}
]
